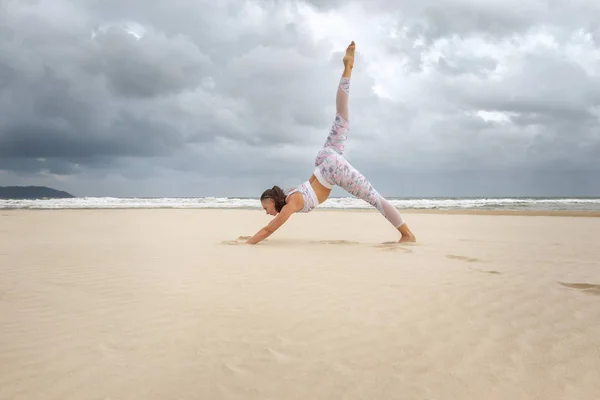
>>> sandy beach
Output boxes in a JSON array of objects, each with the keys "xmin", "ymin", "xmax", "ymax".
[{"xmin": 1, "ymin": 208, "xmax": 599, "ymax": 399}]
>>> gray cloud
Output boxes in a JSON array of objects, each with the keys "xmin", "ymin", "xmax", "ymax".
[
  {"xmin": 1, "ymin": 0, "xmax": 599, "ymax": 197},
  {"xmin": 435, "ymin": 55, "xmax": 498, "ymax": 78},
  {"xmin": 89, "ymin": 27, "xmax": 212, "ymax": 98},
  {"xmin": 304, "ymin": 0, "xmax": 600, "ymax": 41}
]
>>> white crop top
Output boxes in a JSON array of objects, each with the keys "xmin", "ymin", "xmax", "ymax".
[{"xmin": 286, "ymin": 181, "xmax": 319, "ymax": 213}]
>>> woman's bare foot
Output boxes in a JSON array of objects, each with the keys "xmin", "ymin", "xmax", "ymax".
[
  {"xmin": 343, "ymin": 41, "xmax": 355, "ymax": 69},
  {"xmin": 398, "ymin": 223, "xmax": 416, "ymax": 243},
  {"xmin": 399, "ymin": 233, "xmax": 416, "ymax": 243}
]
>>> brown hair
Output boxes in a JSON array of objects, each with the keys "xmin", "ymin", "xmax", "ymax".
[{"xmin": 260, "ymin": 185, "xmax": 287, "ymax": 212}]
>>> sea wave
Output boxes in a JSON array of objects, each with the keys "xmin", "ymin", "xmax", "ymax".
[{"xmin": 2, "ymin": 197, "xmax": 600, "ymax": 211}]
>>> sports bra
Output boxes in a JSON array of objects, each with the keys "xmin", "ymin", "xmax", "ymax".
[{"xmin": 286, "ymin": 181, "xmax": 319, "ymax": 213}]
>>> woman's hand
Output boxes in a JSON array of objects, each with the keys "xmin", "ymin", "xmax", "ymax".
[
  {"xmin": 246, "ymin": 203, "xmax": 296, "ymax": 244},
  {"xmin": 246, "ymin": 229, "xmax": 270, "ymax": 244}
]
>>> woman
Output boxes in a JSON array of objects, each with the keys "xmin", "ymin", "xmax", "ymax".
[{"xmin": 246, "ymin": 41, "xmax": 416, "ymax": 245}]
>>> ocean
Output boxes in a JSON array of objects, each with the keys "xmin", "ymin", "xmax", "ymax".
[{"xmin": 1, "ymin": 197, "xmax": 600, "ymax": 211}]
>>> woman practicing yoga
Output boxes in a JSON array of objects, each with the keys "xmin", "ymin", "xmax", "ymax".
[{"xmin": 246, "ymin": 41, "xmax": 416, "ymax": 245}]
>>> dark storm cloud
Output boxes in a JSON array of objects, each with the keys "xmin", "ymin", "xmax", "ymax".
[
  {"xmin": 87, "ymin": 27, "xmax": 212, "ymax": 98},
  {"xmin": 0, "ymin": 3, "xmax": 195, "ymax": 168},
  {"xmin": 0, "ymin": 0, "xmax": 339, "ymax": 167},
  {"xmin": 1, "ymin": 0, "xmax": 599, "ymax": 196},
  {"xmin": 0, "ymin": 157, "xmax": 78, "ymax": 176},
  {"xmin": 0, "ymin": 114, "xmax": 184, "ymax": 159}
]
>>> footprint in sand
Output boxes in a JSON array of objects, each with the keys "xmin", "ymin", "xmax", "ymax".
[
  {"xmin": 558, "ymin": 282, "xmax": 600, "ymax": 296},
  {"xmin": 446, "ymin": 254, "xmax": 480, "ymax": 263}
]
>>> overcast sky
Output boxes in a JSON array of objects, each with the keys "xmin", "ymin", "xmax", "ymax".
[{"xmin": 1, "ymin": 0, "xmax": 599, "ymax": 197}]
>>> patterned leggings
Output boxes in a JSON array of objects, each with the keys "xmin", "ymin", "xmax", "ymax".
[{"xmin": 315, "ymin": 77, "xmax": 405, "ymax": 228}]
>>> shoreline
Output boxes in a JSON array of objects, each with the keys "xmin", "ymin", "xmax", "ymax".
[{"xmin": 2, "ymin": 207, "xmax": 600, "ymax": 217}]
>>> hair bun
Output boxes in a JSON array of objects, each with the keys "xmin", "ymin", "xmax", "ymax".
[{"xmin": 261, "ymin": 185, "xmax": 287, "ymax": 213}]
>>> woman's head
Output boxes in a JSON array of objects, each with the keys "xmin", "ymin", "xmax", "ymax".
[{"xmin": 260, "ymin": 185, "xmax": 286, "ymax": 216}]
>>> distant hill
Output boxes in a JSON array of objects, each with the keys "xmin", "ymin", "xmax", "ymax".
[{"xmin": 0, "ymin": 186, "xmax": 75, "ymax": 199}]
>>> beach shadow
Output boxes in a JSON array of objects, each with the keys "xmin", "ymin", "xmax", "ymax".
[
  {"xmin": 481, "ymin": 270, "xmax": 501, "ymax": 275},
  {"xmin": 221, "ymin": 237, "xmax": 362, "ymax": 247},
  {"xmin": 446, "ymin": 254, "xmax": 480, "ymax": 263},
  {"xmin": 374, "ymin": 242, "xmax": 414, "ymax": 253},
  {"xmin": 558, "ymin": 282, "xmax": 600, "ymax": 296},
  {"xmin": 468, "ymin": 268, "xmax": 501, "ymax": 275},
  {"xmin": 221, "ymin": 237, "xmax": 421, "ymax": 251},
  {"xmin": 310, "ymin": 239, "xmax": 360, "ymax": 245}
]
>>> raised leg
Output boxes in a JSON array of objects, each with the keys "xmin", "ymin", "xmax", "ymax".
[{"xmin": 320, "ymin": 41, "xmax": 355, "ymax": 156}]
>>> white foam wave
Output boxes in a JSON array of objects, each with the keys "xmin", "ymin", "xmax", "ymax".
[{"xmin": 1, "ymin": 197, "xmax": 600, "ymax": 211}]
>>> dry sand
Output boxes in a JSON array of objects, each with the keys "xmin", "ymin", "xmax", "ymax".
[{"xmin": 1, "ymin": 209, "xmax": 599, "ymax": 399}]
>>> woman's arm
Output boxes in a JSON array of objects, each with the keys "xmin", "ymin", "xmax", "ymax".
[{"xmin": 246, "ymin": 204, "xmax": 295, "ymax": 245}]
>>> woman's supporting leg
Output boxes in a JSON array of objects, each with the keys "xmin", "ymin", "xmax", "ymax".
[
  {"xmin": 326, "ymin": 154, "xmax": 416, "ymax": 242},
  {"xmin": 332, "ymin": 157, "xmax": 403, "ymax": 226}
]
